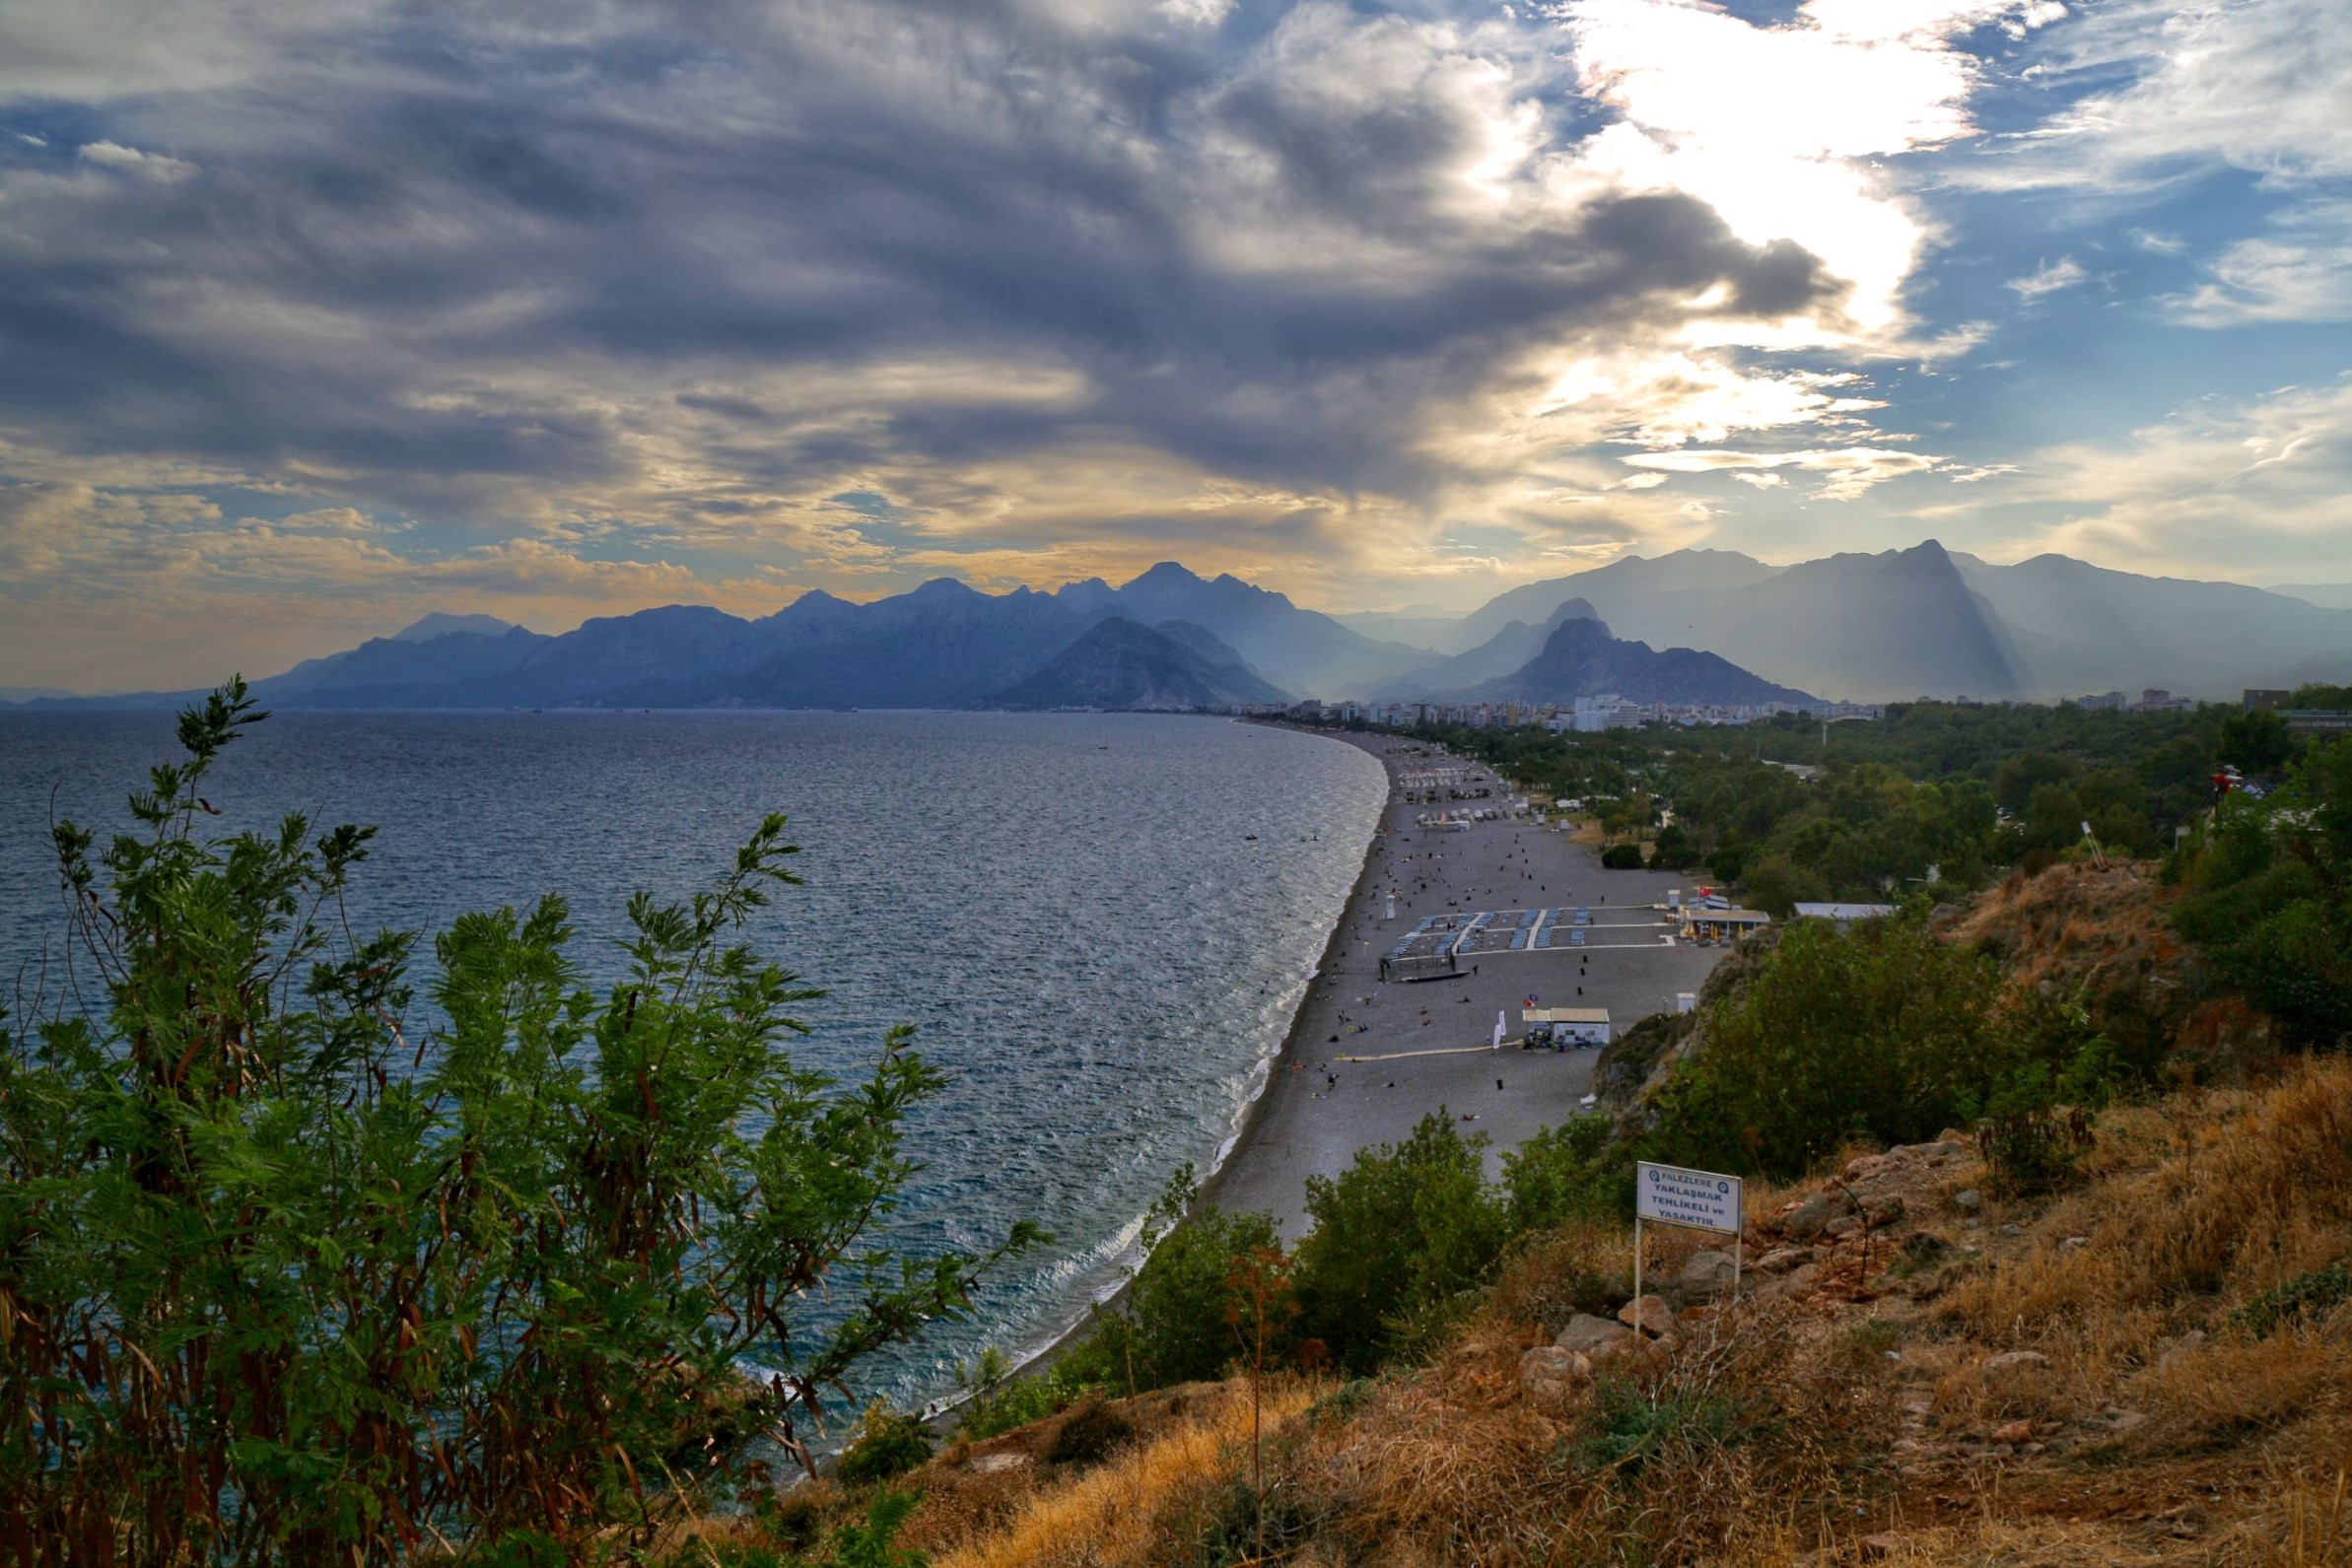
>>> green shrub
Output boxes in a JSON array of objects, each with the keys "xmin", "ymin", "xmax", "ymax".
[
  {"xmin": 2230, "ymin": 1263, "xmax": 2352, "ymax": 1338},
  {"xmin": 1600, "ymin": 842, "xmax": 1644, "ymax": 870},
  {"xmin": 1059, "ymin": 1164, "xmax": 1285, "ymax": 1395},
  {"xmin": 834, "ymin": 1404, "xmax": 935, "ymax": 1486},
  {"xmin": 1293, "ymin": 1112, "xmax": 1509, "ymax": 1373},
  {"xmin": 1571, "ymin": 1378, "xmax": 1760, "ymax": 1477},
  {"xmin": 954, "ymin": 1347, "xmax": 1087, "ymax": 1441},
  {"xmin": 0, "ymin": 680, "xmax": 1039, "ymax": 1560},
  {"xmin": 1042, "ymin": 1396, "xmax": 1135, "ymax": 1466},
  {"xmin": 1501, "ymin": 1115, "xmax": 1630, "ymax": 1232},
  {"xmin": 1181, "ymin": 1475, "xmax": 1314, "ymax": 1568},
  {"xmin": 1644, "ymin": 909, "xmax": 2015, "ymax": 1178}
]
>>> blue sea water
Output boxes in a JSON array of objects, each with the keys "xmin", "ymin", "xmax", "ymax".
[{"xmin": 0, "ymin": 709, "xmax": 1384, "ymax": 1411}]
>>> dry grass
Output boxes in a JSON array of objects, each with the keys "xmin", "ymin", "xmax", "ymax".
[
  {"xmin": 873, "ymin": 1058, "xmax": 2352, "ymax": 1568},
  {"xmin": 928, "ymin": 1378, "xmax": 1324, "ymax": 1568},
  {"xmin": 1280, "ymin": 1293, "xmax": 1897, "ymax": 1568},
  {"xmin": 1944, "ymin": 1059, "xmax": 2352, "ymax": 1353}
]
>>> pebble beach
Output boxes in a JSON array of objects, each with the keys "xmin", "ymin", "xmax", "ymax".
[{"xmin": 1205, "ymin": 727, "xmax": 1729, "ymax": 1235}]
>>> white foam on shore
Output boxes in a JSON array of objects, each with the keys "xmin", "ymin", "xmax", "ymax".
[{"xmin": 977, "ymin": 728, "xmax": 1388, "ymax": 1391}]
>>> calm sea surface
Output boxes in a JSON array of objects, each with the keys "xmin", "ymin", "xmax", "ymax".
[{"xmin": 0, "ymin": 709, "xmax": 1384, "ymax": 1410}]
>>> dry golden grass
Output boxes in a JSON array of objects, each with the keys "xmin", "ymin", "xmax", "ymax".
[
  {"xmin": 928, "ymin": 1378, "xmax": 1324, "ymax": 1568},
  {"xmin": 1945, "ymin": 1058, "xmax": 2352, "ymax": 1351},
  {"xmin": 875, "ymin": 1058, "xmax": 2352, "ymax": 1568},
  {"xmin": 2237, "ymin": 1465, "xmax": 2352, "ymax": 1567}
]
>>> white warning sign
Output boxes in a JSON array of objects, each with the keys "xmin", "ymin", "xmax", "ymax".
[{"xmin": 1636, "ymin": 1161, "xmax": 1743, "ymax": 1236}]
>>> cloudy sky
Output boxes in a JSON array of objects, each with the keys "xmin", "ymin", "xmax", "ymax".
[{"xmin": 2, "ymin": 0, "xmax": 2347, "ymax": 690}]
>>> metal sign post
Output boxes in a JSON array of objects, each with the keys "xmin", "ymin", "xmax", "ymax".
[{"xmin": 1633, "ymin": 1161, "xmax": 1746, "ymax": 1312}]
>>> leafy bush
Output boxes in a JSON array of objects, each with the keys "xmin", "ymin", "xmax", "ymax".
[
  {"xmin": 1600, "ymin": 843, "xmax": 1644, "ymax": 870},
  {"xmin": 2172, "ymin": 738, "xmax": 2352, "ymax": 1051},
  {"xmin": 1060, "ymin": 1164, "xmax": 1284, "ymax": 1394},
  {"xmin": 0, "ymin": 681, "xmax": 1035, "ymax": 1561},
  {"xmin": 953, "ymin": 1347, "xmax": 1088, "ymax": 1441},
  {"xmin": 835, "ymin": 1404, "xmax": 936, "ymax": 1486},
  {"xmin": 1501, "ymin": 1115, "xmax": 1629, "ymax": 1231},
  {"xmin": 1293, "ymin": 1113, "xmax": 1509, "ymax": 1373},
  {"xmin": 1644, "ymin": 909, "xmax": 2016, "ymax": 1178},
  {"xmin": 823, "ymin": 1490, "xmax": 930, "ymax": 1568},
  {"xmin": 1042, "ymin": 1396, "xmax": 1135, "ymax": 1466},
  {"xmin": 2230, "ymin": 1263, "xmax": 2352, "ymax": 1338},
  {"xmin": 1182, "ymin": 1475, "xmax": 1315, "ymax": 1568},
  {"xmin": 1571, "ymin": 1378, "xmax": 1759, "ymax": 1477}
]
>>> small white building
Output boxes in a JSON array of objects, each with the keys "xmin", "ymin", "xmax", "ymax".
[{"xmin": 1523, "ymin": 1006, "xmax": 1612, "ymax": 1047}]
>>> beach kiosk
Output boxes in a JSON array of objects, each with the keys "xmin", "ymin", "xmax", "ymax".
[
  {"xmin": 1520, "ymin": 1006, "xmax": 1612, "ymax": 1049},
  {"xmin": 1381, "ymin": 951, "xmax": 1463, "ymax": 984},
  {"xmin": 1680, "ymin": 908, "xmax": 1770, "ymax": 945}
]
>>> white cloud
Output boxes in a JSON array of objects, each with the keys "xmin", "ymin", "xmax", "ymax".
[
  {"xmin": 2169, "ymin": 201, "xmax": 2352, "ymax": 327},
  {"xmin": 1158, "ymin": 0, "xmax": 1235, "ymax": 25},
  {"xmin": 2005, "ymin": 378, "xmax": 2352, "ymax": 576},
  {"xmin": 1621, "ymin": 444, "xmax": 1945, "ymax": 500},
  {"xmin": 1556, "ymin": 0, "xmax": 2039, "ymax": 339},
  {"xmin": 75, "ymin": 140, "xmax": 198, "ymax": 180},
  {"xmin": 2006, "ymin": 255, "xmax": 2085, "ymax": 302}
]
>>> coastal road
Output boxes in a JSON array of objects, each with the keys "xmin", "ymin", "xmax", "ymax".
[{"xmin": 1207, "ymin": 730, "xmax": 1727, "ymax": 1237}]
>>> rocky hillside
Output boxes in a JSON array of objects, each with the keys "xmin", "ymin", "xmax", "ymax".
[{"xmin": 663, "ymin": 1059, "xmax": 2352, "ymax": 1566}]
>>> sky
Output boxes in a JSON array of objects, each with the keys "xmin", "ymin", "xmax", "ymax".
[{"xmin": 1, "ymin": 0, "xmax": 2348, "ymax": 691}]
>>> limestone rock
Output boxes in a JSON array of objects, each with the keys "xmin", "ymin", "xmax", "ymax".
[
  {"xmin": 1951, "ymin": 1188, "xmax": 1983, "ymax": 1213},
  {"xmin": 1618, "ymin": 1294, "xmax": 1675, "ymax": 1337},
  {"xmin": 1519, "ymin": 1345, "xmax": 1592, "ymax": 1401},
  {"xmin": 1781, "ymin": 1191, "xmax": 1857, "ymax": 1242},
  {"xmin": 968, "ymin": 1451, "xmax": 1031, "ymax": 1475},
  {"xmin": 1755, "ymin": 1245, "xmax": 1813, "ymax": 1273},
  {"xmin": 1679, "ymin": 1249, "xmax": 1740, "ymax": 1301},
  {"xmin": 1989, "ymin": 1418, "xmax": 2035, "ymax": 1444},
  {"xmin": 1556, "ymin": 1313, "xmax": 1631, "ymax": 1354},
  {"xmin": 1981, "ymin": 1349, "xmax": 2049, "ymax": 1376}
]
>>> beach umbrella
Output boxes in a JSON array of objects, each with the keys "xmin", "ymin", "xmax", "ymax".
[{"xmin": 1491, "ymin": 1010, "xmax": 1506, "ymax": 1051}]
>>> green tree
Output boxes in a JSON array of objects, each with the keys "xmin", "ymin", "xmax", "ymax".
[
  {"xmin": 1061, "ymin": 1165, "xmax": 1283, "ymax": 1393},
  {"xmin": 0, "ymin": 682, "xmax": 1037, "ymax": 1563},
  {"xmin": 1292, "ymin": 1113, "xmax": 1508, "ymax": 1373},
  {"xmin": 1645, "ymin": 912, "xmax": 2016, "ymax": 1178},
  {"xmin": 2216, "ymin": 709, "xmax": 2294, "ymax": 776},
  {"xmin": 1500, "ymin": 1116, "xmax": 1628, "ymax": 1231}
]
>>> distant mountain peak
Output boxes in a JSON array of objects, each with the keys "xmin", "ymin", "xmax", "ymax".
[
  {"xmin": 909, "ymin": 577, "xmax": 981, "ymax": 599},
  {"xmin": 1127, "ymin": 561, "xmax": 1203, "ymax": 587},
  {"xmin": 392, "ymin": 611, "xmax": 518, "ymax": 643},
  {"xmin": 1544, "ymin": 596, "xmax": 1599, "ymax": 627}
]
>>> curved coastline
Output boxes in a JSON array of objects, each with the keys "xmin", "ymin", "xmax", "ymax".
[
  {"xmin": 972, "ymin": 716, "xmax": 1726, "ymax": 1407},
  {"xmin": 945, "ymin": 720, "xmax": 1390, "ymax": 1405},
  {"xmin": 1192, "ymin": 722, "xmax": 1391, "ymax": 1223}
]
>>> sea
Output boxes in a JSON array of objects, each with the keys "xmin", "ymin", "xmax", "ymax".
[{"xmin": 0, "ymin": 709, "xmax": 1386, "ymax": 1412}]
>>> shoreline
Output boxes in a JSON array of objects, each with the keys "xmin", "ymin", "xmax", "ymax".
[
  {"xmin": 1192, "ymin": 722, "xmax": 1392, "ymax": 1223},
  {"xmin": 979, "ymin": 721, "xmax": 1725, "ymax": 1406},
  {"xmin": 963, "ymin": 719, "xmax": 1388, "ymax": 1403}
]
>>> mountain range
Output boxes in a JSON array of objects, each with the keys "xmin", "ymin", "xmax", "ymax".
[
  {"xmin": 1346, "ymin": 540, "xmax": 2352, "ymax": 702},
  {"xmin": 10, "ymin": 541, "xmax": 2352, "ymax": 713}
]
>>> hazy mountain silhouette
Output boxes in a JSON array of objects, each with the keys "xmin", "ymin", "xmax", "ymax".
[
  {"xmin": 1381, "ymin": 598, "xmax": 1601, "ymax": 698},
  {"xmin": 18, "ymin": 543, "xmax": 2352, "ymax": 712},
  {"xmin": 1056, "ymin": 562, "xmax": 1429, "ymax": 697},
  {"xmin": 391, "ymin": 612, "xmax": 517, "ymax": 642},
  {"xmin": 1432, "ymin": 541, "xmax": 2352, "ymax": 700},
  {"xmin": 1446, "ymin": 616, "xmax": 1814, "ymax": 707},
  {"xmin": 980, "ymin": 617, "xmax": 1288, "ymax": 709}
]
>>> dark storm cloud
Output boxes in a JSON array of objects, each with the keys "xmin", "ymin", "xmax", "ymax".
[{"xmin": 0, "ymin": 0, "xmax": 1844, "ymax": 525}]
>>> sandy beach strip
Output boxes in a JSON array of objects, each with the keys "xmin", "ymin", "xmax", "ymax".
[
  {"xmin": 974, "ymin": 725, "xmax": 1727, "ymax": 1406},
  {"xmin": 1201, "ymin": 726, "xmax": 1726, "ymax": 1236}
]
